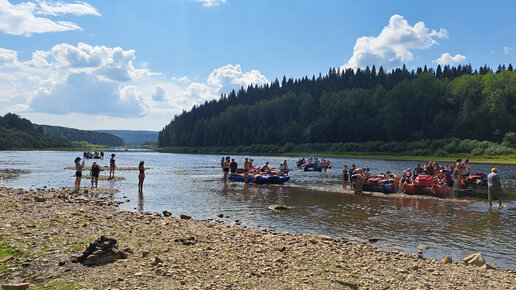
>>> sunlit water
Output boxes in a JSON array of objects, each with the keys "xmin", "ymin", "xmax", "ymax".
[{"xmin": 1, "ymin": 150, "xmax": 515, "ymax": 269}]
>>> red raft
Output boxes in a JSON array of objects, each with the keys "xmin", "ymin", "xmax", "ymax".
[
  {"xmin": 404, "ymin": 175, "xmax": 436, "ymax": 196},
  {"xmin": 431, "ymin": 184, "xmax": 452, "ymax": 198}
]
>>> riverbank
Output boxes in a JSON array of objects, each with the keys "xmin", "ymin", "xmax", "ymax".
[
  {"xmin": 157, "ymin": 147, "xmax": 516, "ymax": 164},
  {"xmin": 1, "ymin": 187, "xmax": 514, "ymax": 289}
]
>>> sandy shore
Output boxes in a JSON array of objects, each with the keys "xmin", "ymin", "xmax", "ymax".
[{"xmin": 0, "ymin": 186, "xmax": 514, "ymax": 289}]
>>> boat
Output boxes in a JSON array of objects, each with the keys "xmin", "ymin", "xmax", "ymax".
[
  {"xmin": 431, "ymin": 184, "xmax": 451, "ymax": 198},
  {"xmin": 412, "ymin": 174, "xmax": 435, "ymax": 187},
  {"xmin": 380, "ymin": 183, "xmax": 396, "ymax": 194},
  {"xmin": 403, "ymin": 174, "xmax": 435, "ymax": 196},
  {"xmin": 228, "ymin": 173, "xmax": 290, "ymax": 184},
  {"xmin": 362, "ymin": 176, "xmax": 384, "ymax": 192},
  {"xmin": 236, "ymin": 166, "xmax": 289, "ymax": 176}
]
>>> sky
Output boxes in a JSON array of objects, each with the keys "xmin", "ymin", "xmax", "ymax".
[{"xmin": 0, "ymin": 0, "xmax": 515, "ymax": 131}]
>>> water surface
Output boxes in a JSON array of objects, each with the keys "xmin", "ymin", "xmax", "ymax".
[{"xmin": 1, "ymin": 151, "xmax": 515, "ymax": 269}]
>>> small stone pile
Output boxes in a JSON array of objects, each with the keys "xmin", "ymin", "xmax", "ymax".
[{"xmin": 72, "ymin": 236, "xmax": 128, "ymax": 266}]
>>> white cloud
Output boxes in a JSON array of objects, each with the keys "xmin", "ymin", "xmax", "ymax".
[
  {"xmin": 504, "ymin": 46, "xmax": 513, "ymax": 54},
  {"xmin": 0, "ymin": 48, "xmax": 17, "ymax": 66},
  {"xmin": 0, "ymin": 42, "xmax": 269, "ymax": 126},
  {"xmin": 35, "ymin": 1, "xmax": 100, "ymax": 16},
  {"xmin": 433, "ymin": 53, "xmax": 466, "ymax": 65},
  {"xmin": 343, "ymin": 15, "xmax": 448, "ymax": 70},
  {"xmin": 207, "ymin": 64, "xmax": 269, "ymax": 92},
  {"xmin": 0, "ymin": 0, "xmax": 99, "ymax": 36},
  {"xmin": 192, "ymin": 0, "xmax": 226, "ymax": 7}
]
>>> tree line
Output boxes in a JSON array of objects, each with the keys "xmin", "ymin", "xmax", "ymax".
[
  {"xmin": 0, "ymin": 113, "xmax": 71, "ymax": 149},
  {"xmin": 158, "ymin": 64, "xmax": 515, "ymax": 151},
  {"xmin": 38, "ymin": 125, "xmax": 125, "ymax": 146}
]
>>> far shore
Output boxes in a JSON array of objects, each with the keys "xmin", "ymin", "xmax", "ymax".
[{"xmin": 1, "ymin": 186, "xmax": 514, "ymax": 289}]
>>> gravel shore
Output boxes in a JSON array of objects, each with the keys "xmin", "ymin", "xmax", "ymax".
[{"xmin": 0, "ymin": 186, "xmax": 514, "ymax": 289}]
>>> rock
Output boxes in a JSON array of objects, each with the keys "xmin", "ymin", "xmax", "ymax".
[
  {"xmin": 418, "ymin": 243, "xmax": 430, "ymax": 250},
  {"xmin": 175, "ymin": 237, "xmax": 197, "ymax": 246},
  {"xmin": 481, "ymin": 263, "xmax": 496, "ymax": 270},
  {"xmin": 441, "ymin": 256, "xmax": 453, "ymax": 264},
  {"xmin": 217, "ymin": 213, "xmax": 224, "ymax": 218},
  {"xmin": 72, "ymin": 236, "xmax": 128, "ymax": 266},
  {"xmin": 33, "ymin": 196, "xmax": 46, "ymax": 202},
  {"xmin": 151, "ymin": 256, "xmax": 163, "ymax": 266},
  {"xmin": 142, "ymin": 251, "xmax": 149, "ymax": 258},
  {"xmin": 268, "ymin": 204, "xmax": 289, "ymax": 210},
  {"xmin": 368, "ymin": 238, "xmax": 379, "ymax": 243},
  {"xmin": 123, "ymin": 247, "xmax": 134, "ymax": 254},
  {"xmin": 180, "ymin": 214, "xmax": 191, "ymax": 220},
  {"xmin": 162, "ymin": 210, "xmax": 172, "ymax": 217},
  {"xmin": 462, "ymin": 253, "xmax": 486, "ymax": 267},
  {"xmin": 1, "ymin": 283, "xmax": 30, "ymax": 290}
]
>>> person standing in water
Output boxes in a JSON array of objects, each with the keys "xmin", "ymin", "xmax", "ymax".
[
  {"xmin": 90, "ymin": 162, "xmax": 100, "ymax": 188},
  {"xmin": 222, "ymin": 156, "xmax": 230, "ymax": 182},
  {"xmin": 342, "ymin": 165, "xmax": 349, "ymax": 189},
  {"xmin": 109, "ymin": 154, "xmax": 116, "ymax": 179},
  {"xmin": 74, "ymin": 157, "xmax": 85, "ymax": 193},
  {"xmin": 243, "ymin": 158, "xmax": 251, "ymax": 183},
  {"xmin": 138, "ymin": 161, "xmax": 145, "ymax": 193},
  {"xmin": 487, "ymin": 168, "xmax": 504, "ymax": 208}
]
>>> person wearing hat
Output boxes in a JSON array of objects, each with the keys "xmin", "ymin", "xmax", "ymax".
[
  {"xmin": 109, "ymin": 154, "xmax": 116, "ymax": 179},
  {"xmin": 73, "ymin": 157, "xmax": 85, "ymax": 193},
  {"xmin": 90, "ymin": 161, "xmax": 101, "ymax": 188},
  {"xmin": 138, "ymin": 161, "xmax": 145, "ymax": 193},
  {"xmin": 487, "ymin": 168, "xmax": 504, "ymax": 207}
]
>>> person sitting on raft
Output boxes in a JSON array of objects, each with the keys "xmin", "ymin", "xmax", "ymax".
[
  {"xmin": 400, "ymin": 168, "xmax": 412, "ymax": 192},
  {"xmin": 261, "ymin": 162, "xmax": 270, "ymax": 173},
  {"xmin": 384, "ymin": 171, "xmax": 400, "ymax": 192}
]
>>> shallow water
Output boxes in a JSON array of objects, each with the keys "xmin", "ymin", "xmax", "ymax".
[{"xmin": 1, "ymin": 150, "xmax": 515, "ymax": 269}]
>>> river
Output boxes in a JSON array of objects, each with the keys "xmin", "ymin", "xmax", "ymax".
[{"xmin": 1, "ymin": 150, "xmax": 515, "ymax": 269}]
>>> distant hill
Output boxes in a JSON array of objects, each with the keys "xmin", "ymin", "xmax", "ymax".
[
  {"xmin": 0, "ymin": 113, "xmax": 71, "ymax": 149},
  {"xmin": 37, "ymin": 125, "xmax": 125, "ymax": 146},
  {"xmin": 96, "ymin": 130, "xmax": 158, "ymax": 146}
]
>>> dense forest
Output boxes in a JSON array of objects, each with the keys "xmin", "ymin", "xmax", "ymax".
[
  {"xmin": 158, "ymin": 64, "xmax": 515, "ymax": 155},
  {"xmin": 0, "ymin": 113, "xmax": 71, "ymax": 149},
  {"xmin": 38, "ymin": 125, "xmax": 125, "ymax": 146}
]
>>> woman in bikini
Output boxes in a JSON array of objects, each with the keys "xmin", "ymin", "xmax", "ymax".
[{"xmin": 138, "ymin": 161, "xmax": 145, "ymax": 193}]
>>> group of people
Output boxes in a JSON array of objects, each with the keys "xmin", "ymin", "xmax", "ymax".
[
  {"xmin": 342, "ymin": 159, "xmax": 504, "ymax": 207},
  {"xmin": 83, "ymin": 151, "xmax": 104, "ymax": 159},
  {"xmin": 72, "ymin": 153, "xmax": 146, "ymax": 194},
  {"xmin": 221, "ymin": 156, "xmax": 289, "ymax": 183},
  {"xmin": 296, "ymin": 157, "xmax": 332, "ymax": 171}
]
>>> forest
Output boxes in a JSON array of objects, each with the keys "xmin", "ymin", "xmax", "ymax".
[
  {"xmin": 0, "ymin": 113, "xmax": 71, "ymax": 149},
  {"xmin": 158, "ymin": 64, "xmax": 515, "ymax": 156},
  {"xmin": 38, "ymin": 125, "xmax": 125, "ymax": 146}
]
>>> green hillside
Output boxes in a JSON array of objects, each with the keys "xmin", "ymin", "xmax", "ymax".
[
  {"xmin": 0, "ymin": 113, "xmax": 71, "ymax": 150},
  {"xmin": 38, "ymin": 125, "xmax": 125, "ymax": 146},
  {"xmin": 96, "ymin": 130, "xmax": 158, "ymax": 146}
]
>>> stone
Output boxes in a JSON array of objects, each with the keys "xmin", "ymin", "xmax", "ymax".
[
  {"xmin": 33, "ymin": 196, "xmax": 46, "ymax": 202},
  {"xmin": 0, "ymin": 256, "xmax": 13, "ymax": 263},
  {"xmin": 175, "ymin": 237, "xmax": 197, "ymax": 246},
  {"xmin": 418, "ymin": 244, "xmax": 429, "ymax": 250},
  {"xmin": 142, "ymin": 251, "xmax": 149, "ymax": 258},
  {"xmin": 1, "ymin": 283, "xmax": 30, "ymax": 290},
  {"xmin": 151, "ymin": 256, "xmax": 163, "ymax": 266},
  {"xmin": 481, "ymin": 263, "xmax": 496, "ymax": 270},
  {"xmin": 72, "ymin": 236, "xmax": 128, "ymax": 266},
  {"xmin": 217, "ymin": 213, "xmax": 224, "ymax": 218},
  {"xmin": 162, "ymin": 211, "xmax": 172, "ymax": 217},
  {"xmin": 462, "ymin": 253, "xmax": 486, "ymax": 267},
  {"xmin": 268, "ymin": 204, "xmax": 289, "ymax": 210},
  {"xmin": 441, "ymin": 256, "xmax": 453, "ymax": 264},
  {"xmin": 368, "ymin": 238, "xmax": 379, "ymax": 243},
  {"xmin": 180, "ymin": 214, "xmax": 192, "ymax": 220}
]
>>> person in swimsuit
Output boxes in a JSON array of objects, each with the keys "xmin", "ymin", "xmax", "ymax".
[
  {"xmin": 342, "ymin": 165, "xmax": 349, "ymax": 189},
  {"xmin": 74, "ymin": 157, "xmax": 85, "ymax": 193},
  {"xmin": 222, "ymin": 156, "xmax": 230, "ymax": 182},
  {"xmin": 138, "ymin": 161, "xmax": 145, "ymax": 193},
  {"xmin": 90, "ymin": 162, "xmax": 100, "ymax": 188},
  {"xmin": 243, "ymin": 158, "xmax": 251, "ymax": 183},
  {"xmin": 229, "ymin": 159, "xmax": 238, "ymax": 174},
  {"xmin": 109, "ymin": 154, "xmax": 116, "ymax": 179}
]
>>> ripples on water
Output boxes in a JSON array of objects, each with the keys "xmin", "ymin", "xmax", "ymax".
[{"xmin": 0, "ymin": 151, "xmax": 515, "ymax": 269}]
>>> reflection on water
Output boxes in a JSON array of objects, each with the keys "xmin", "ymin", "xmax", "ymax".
[{"xmin": 0, "ymin": 150, "xmax": 515, "ymax": 269}]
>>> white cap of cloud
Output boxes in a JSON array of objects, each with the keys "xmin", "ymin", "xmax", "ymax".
[
  {"xmin": 192, "ymin": 0, "xmax": 227, "ymax": 7},
  {"xmin": 0, "ymin": 0, "xmax": 99, "ymax": 36},
  {"xmin": 504, "ymin": 46, "xmax": 513, "ymax": 54},
  {"xmin": 207, "ymin": 64, "xmax": 269, "ymax": 92},
  {"xmin": 0, "ymin": 48, "xmax": 17, "ymax": 66},
  {"xmin": 343, "ymin": 15, "xmax": 448, "ymax": 71},
  {"xmin": 433, "ymin": 53, "xmax": 466, "ymax": 65}
]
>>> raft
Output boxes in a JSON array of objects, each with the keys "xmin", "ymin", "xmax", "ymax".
[
  {"xmin": 302, "ymin": 163, "xmax": 322, "ymax": 172},
  {"xmin": 228, "ymin": 173, "xmax": 290, "ymax": 184},
  {"xmin": 431, "ymin": 184, "xmax": 451, "ymax": 198}
]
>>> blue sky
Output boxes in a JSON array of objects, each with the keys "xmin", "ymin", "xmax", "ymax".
[{"xmin": 0, "ymin": 0, "xmax": 514, "ymax": 130}]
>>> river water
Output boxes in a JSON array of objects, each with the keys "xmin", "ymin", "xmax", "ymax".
[{"xmin": 1, "ymin": 150, "xmax": 515, "ymax": 269}]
